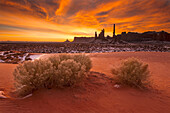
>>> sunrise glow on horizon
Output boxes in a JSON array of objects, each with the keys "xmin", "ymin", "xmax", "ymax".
[{"xmin": 0, "ymin": 0, "xmax": 170, "ymax": 42}]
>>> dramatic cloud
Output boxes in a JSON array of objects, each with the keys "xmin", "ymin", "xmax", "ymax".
[{"xmin": 0, "ymin": 0, "xmax": 169, "ymax": 41}]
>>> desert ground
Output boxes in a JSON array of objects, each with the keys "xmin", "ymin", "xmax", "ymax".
[{"xmin": 0, "ymin": 52, "xmax": 170, "ymax": 113}]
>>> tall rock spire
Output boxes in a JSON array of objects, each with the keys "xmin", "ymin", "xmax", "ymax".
[
  {"xmin": 113, "ymin": 24, "xmax": 115, "ymax": 38},
  {"xmin": 95, "ymin": 31, "xmax": 97, "ymax": 39}
]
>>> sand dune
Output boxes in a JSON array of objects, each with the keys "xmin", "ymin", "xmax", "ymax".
[{"xmin": 0, "ymin": 52, "xmax": 170, "ymax": 113}]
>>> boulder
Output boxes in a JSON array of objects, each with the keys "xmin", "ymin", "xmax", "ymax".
[
  {"xmin": 3, "ymin": 51, "xmax": 9, "ymax": 55},
  {"xmin": 0, "ymin": 91, "xmax": 7, "ymax": 99},
  {"xmin": 25, "ymin": 57, "xmax": 32, "ymax": 61}
]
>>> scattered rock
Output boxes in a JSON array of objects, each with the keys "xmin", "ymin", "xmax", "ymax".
[
  {"xmin": 19, "ymin": 54, "xmax": 24, "ymax": 57},
  {"xmin": 13, "ymin": 54, "xmax": 18, "ymax": 58},
  {"xmin": 1, "ymin": 56, "xmax": 7, "ymax": 60},
  {"xmin": 0, "ymin": 91, "xmax": 7, "ymax": 99},
  {"xmin": 3, "ymin": 51, "xmax": 8, "ymax": 55},
  {"xmin": 9, "ymin": 51, "xmax": 13, "ymax": 53},
  {"xmin": 74, "ymin": 94, "xmax": 81, "ymax": 99},
  {"xmin": 22, "ymin": 93, "xmax": 32, "ymax": 99},
  {"xmin": 0, "ymin": 51, "xmax": 29, "ymax": 63},
  {"xmin": 25, "ymin": 57, "xmax": 32, "ymax": 61},
  {"xmin": 114, "ymin": 84, "xmax": 120, "ymax": 88}
]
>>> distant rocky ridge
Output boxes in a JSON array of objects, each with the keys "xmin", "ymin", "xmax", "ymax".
[
  {"xmin": 73, "ymin": 37, "xmax": 95, "ymax": 43},
  {"xmin": 117, "ymin": 31, "xmax": 170, "ymax": 42},
  {"xmin": 64, "ymin": 39, "xmax": 70, "ymax": 43},
  {"xmin": 73, "ymin": 24, "xmax": 170, "ymax": 43}
]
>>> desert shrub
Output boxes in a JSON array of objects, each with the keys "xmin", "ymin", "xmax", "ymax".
[
  {"xmin": 48, "ymin": 55, "xmax": 61, "ymax": 69},
  {"xmin": 56, "ymin": 59, "xmax": 86, "ymax": 87},
  {"xmin": 58, "ymin": 54, "xmax": 72, "ymax": 61},
  {"xmin": 13, "ymin": 59, "xmax": 54, "ymax": 96},
  {"xmin": 47, "ymin": 54, "xmax": 91, "ymax": 87},
  {"xmin": 13, "ymin": 54, "xmax": 92, "ymax": 96},
  {"xmin": 72, "ymin": 54, "xmax": 92, "ymax": 72},
  {"xmin": 49, "ymin": 54, "xmax": 92, "ymax": 72},
  {"xmin": 112, "ymin": 58, "xmax": 150, "ymax": 88}
]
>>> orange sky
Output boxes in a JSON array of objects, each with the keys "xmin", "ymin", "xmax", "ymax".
[{"xmin": 0, "ymin": 0, "xmax": 170, "ymax": 42}]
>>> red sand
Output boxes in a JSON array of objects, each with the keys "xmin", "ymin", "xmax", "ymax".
[{"xmin": 0, "ymin": 52, "xmax": 170, "ymax": 113}]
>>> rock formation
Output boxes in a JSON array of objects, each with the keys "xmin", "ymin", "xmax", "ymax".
[
  {"xmin": 73, "ymin": 24, "xmax": 170, "ymax": 43},
  {"xmin": 64, "ymin": 39, "xmax": 70, "ymax": 43}
]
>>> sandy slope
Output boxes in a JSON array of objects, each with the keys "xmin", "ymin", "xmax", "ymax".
[
  {"xmin": 0, "ymin": 52, "xmax": 170, "ymax": 113},
  {"xmin": 90, "ymin": 52, "xmax": 170, "ymax": 95},
  {"xmin": 0, "ymin": 64, "xmax": 17, "ymax": 94}
]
